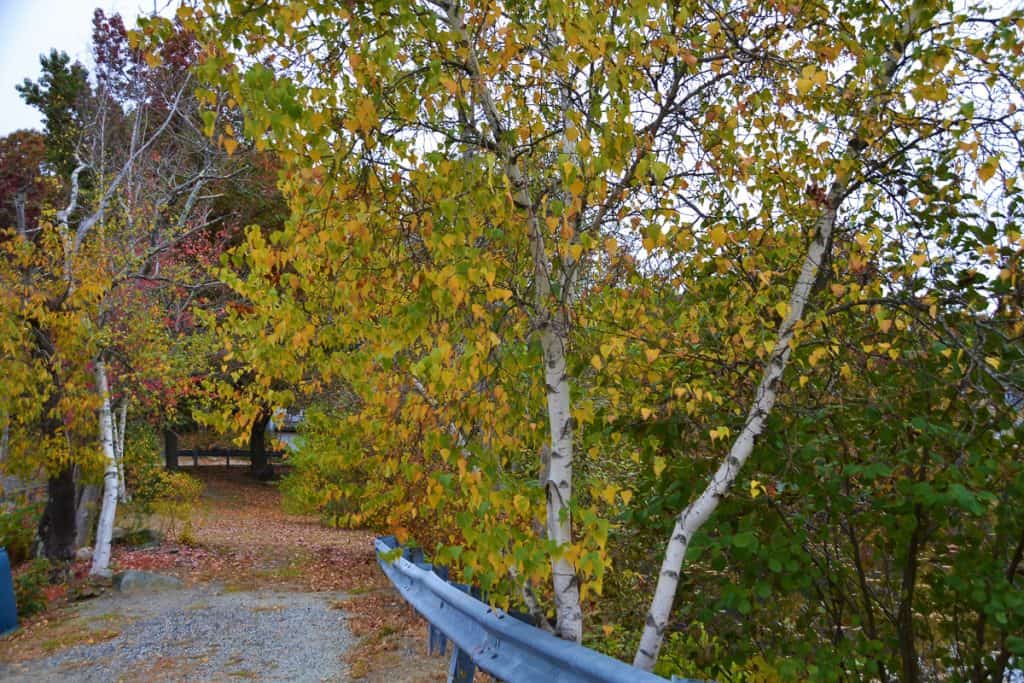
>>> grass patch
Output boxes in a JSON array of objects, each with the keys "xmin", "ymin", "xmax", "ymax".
[
  {"xmin": 41, "ymin": 626, "xmax": 120, "ymax": 653},
  {"xmin": 251, "ymin": 603, "xmax": 286, "ymax": 613},
  {"xmin": 227, "ymin": 669, "xmax": 258, "ymax": 678}
]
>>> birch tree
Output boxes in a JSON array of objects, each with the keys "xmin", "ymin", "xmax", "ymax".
[
  {"xmin": 1, "ymin": 10, "xmax": 247, "ymax": 565},
  {"xmin": 188, "ymin": 0, "xmax": 1024, "ymax": 671}
]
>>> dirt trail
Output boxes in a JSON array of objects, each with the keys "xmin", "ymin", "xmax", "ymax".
[{"xmin": 0, "ymin": 468, "xmax": 447, "ymax": 682}]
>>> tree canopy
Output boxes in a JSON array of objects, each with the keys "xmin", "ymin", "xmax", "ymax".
[{"xmin": 2, "ymin": 0, "xmax": 1022, "ymax": 678}]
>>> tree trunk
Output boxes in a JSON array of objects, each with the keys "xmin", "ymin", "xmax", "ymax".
[
  {"xmin": 114, "ymin": 399, "xmax": 128, "ymax": 502},
  {"xmin": 0, "ymin": 413, "xmax": 9, "ymax": 464},
  {"xmin": 90, "ymin": 359, "xmax": 119, "ymax": 577},
  {"xmin": 38, "ymin": 466, "xmax": 77, "ymax": 564},
  {"xmin": 633, "ymin": 186, "xmax": 844, "ymax": 670},
  {"xmin": 163, "ymin": 428, "xmax": 179, "ymax": 470},
  {"xmin": 541, "ymin": 321, "xmax": 583, "ymax": 642},
  {"xmin": 73, "ymin": 481, "xmax": 100, "ymax": 549},
  {"xmin": 249, "ymin": 410, "xmax": 272, "ymax": 479},
  {"xmin": 897, "ymin": 506, "xmax": 924, "ymax": 683}
]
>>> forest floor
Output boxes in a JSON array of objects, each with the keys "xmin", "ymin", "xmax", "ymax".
[{"xmin": 0, "ymin": 468, "xmax": 449, "ymax": 682}]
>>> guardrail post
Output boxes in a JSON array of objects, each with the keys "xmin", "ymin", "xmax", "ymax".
[
  {"xmin": 428, "ymin": 564, "xmax": 450, "ymax": 656},
  {"xmin": 448, "ymin": 645, "xmax": 476, "ymax": 683},
  {"xmin": 445, "ymin": 582, "xmax": 478, "ymax": 683},
  {"xmin": 192, "ymin": 448, "xmax": 199, "ymax": 467}
]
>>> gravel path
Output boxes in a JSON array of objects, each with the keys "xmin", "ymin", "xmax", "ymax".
[{"xmin": 0, "ymin": 583, "xmax": 354, "ymax": 682}]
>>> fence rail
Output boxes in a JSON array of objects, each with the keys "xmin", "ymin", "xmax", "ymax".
[
  {"xmin": 174, "ymin": 449, "xmax": 286, "ymax": 467},
  {"xmin": 375, "ymin": 536, "xmax": 693, "ymax": 683}
]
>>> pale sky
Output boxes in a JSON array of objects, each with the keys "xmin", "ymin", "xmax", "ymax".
[{"xmin": 0, "ymin": 0, "xmax": 172, "ymax": 136}]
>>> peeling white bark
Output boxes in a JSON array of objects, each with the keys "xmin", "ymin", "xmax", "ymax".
[
  {"xmin": 114, "ymin": 399, "xmax": 128, "ymax": 503},
  {"xmin": 633, "ymin": 194, "xmax": 840, "ymax": 669},
  {"xmin": 90, "ymin": 359, "xmax": 119, "ymax": 577},
  {"xmin": 443, "ymin": 1, "xmax": 583, "ymax": 642}
]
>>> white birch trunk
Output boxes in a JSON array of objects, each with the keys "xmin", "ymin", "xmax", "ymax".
[
  {"xmin": 540, "ymin": 321, "xmax": 582, "ymax": 641},
  {"xmin": 114, "ymin": 399, "xmax": 128, "ymax": 503},
  {"xmin": 443, "ymin": 2, "xmax": 583, "ymax": 642},
  {"xmin": 631, "ymin": 20, "xmax": 917, "ymax": 665},
  {"xmin": 90, "ymin": 359, "xmax": 120, "ymax": 577},
  {"xmin": 633, "ymin": 196, "xmax": 841, "ymax": 669}
]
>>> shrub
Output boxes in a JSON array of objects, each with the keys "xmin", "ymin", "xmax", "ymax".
[
  {"xmin": 0, "ymin": 502, "xmax": 43, "ymax": 565},
  {"xmin": 120, "ymin": 423, "xmax": 202, "ymax": 541},
  {"xmin": 140, "ymin": 469, "xmax": 202, "ymax": 541},
  {"xmin": 13, "ymin": 558, "xmax": 51, "ymax": 618}
]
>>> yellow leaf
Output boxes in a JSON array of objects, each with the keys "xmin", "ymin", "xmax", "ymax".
[
  {"xmin": 708, "ymin": 21, "xmax": 720, "ymax": 36},
  {"xmin": 590, "ymin": 355, "xmax": 604, "ymax": 371},
  {"xmin": 750, "ymin": 479, "xmax": 762, "ymax": 499},
  {"xmin": 978, "ymin": 158, "xmax": 998, "ymax": 182},
  {"xmin": 223, "ymin": 136, "xmax": 238, "ymax": 156},
  {"xmin": 619, "ymin": 489, "xmax": 633, "ymax": 505},
  {"xmin": 640, "ymin": 407, "xmax": 653, "ymax": 420},
  {"xmin": 513, "ymin": 494, "xmax": 530, "ymax": 515},
  {"xmin": 796, "ymin": 77, "xmax": 813, "ymax": 96},
  {"xmin": 709, "ymin": 225, "xmax": 728, "ymax": 247},
  {"xmin": 985, "ymin": 356, "xmax": 1000, "ymax": 369},
  {"xmin": 911, "ymin": 252, "xmax": 926, "ymax": 267},
  {"xmin": 879, "ymin": 318, "xmax": 892, "ymax": 333},
  {"xmin": 653, "ymin": 456, "xmax": 667, "ymax": 477},
  {"xmin": 600, "ymin": 485, "xmax": 617, "ymax": 506},
  {"xmin": 488, "ymin": 287, "xmax": 513, "ymax": 302},
  {"xmin": 644, "ymin": 347, "xmax": 661, "ymax": 363}
]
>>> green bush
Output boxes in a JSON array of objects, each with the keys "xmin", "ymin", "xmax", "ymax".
[
  {"xmin": 14, "ymin": 557, "xmax": 50, "ymax": 618},
  {"xmin": 0, "ymin": 502, "xmax": 43, "ymax": 565},
  {"xmin": 119, "ymin": 423, "xmax": 202, "ymax": 542}
]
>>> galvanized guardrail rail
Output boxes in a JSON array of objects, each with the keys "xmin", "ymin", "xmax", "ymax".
[{"xmin": 375, "ymin": 536, "xmax": 698, "ymax": 683}]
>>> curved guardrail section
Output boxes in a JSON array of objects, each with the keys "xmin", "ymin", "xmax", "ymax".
[{"xmin": 375, "ymin": 536, "xmax": 694, "ymax": 683}]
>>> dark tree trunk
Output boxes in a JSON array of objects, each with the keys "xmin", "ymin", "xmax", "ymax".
[
  {"xmin": 73, "ymin": 480, "xmax": 100, "ymax": 549},
  {"xmin": 248, "ymin": 411, "xmax": 272, "ymax": 479},
  {"xmin": 163, "ymin": 429, "xmax": 178, "ymax": 470},
  {"xmin": 38, "ymin": 466, "xmax": 77, "ymax": 564},
  {"xmin": 898, "ymin": 506, "xmax": 925, "ymax": 683}
]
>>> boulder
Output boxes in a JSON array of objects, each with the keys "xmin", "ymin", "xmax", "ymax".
[
  {"xmin": 113, "ymin": 527, "xmax": 164, "ymax": 548},
  {"xmin": 74, "ymin": 546, "xmax": 93, "ymax": 562},
  {"xmin": 113, "ymin": 570, "xmax": 183, "ymax": 593}
]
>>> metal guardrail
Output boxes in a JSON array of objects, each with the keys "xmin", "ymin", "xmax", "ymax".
[{"xmin": 375, "ymin": 536, "xmax": 695, "ymax": 683}]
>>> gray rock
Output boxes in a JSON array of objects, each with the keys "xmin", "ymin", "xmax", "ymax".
[
  {"xmin": 113, "ymin": 527, "xmax": 163, "ymax": 548},
  {"xmin": 74, "ymin": 546, "xmax": 93, "ymax": 562},
  {"xmin": 113, "ymin": 571, "xmax": 183, "ymax": 593}
]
